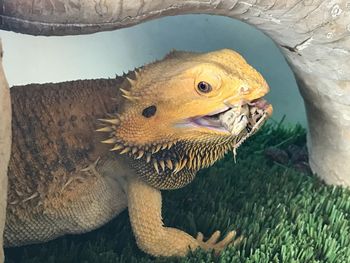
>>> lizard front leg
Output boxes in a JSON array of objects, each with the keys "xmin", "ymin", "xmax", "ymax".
[{"xmin": 127, "ymin": 176, "xmax": 238, "ymax": 257}]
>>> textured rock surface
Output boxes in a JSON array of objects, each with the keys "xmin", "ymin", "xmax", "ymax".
[
  {"xmin": 0, "ymin": 41, "xmax": 11, "ymax": 263},
  {"xmin": 0, "ymin": 0, "xmax": 349, "ymax": 260}
]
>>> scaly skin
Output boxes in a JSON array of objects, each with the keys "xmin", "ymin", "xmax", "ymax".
[{"xmin": 5, "ymin": 49, "xmax": 272, "ymax": 257}]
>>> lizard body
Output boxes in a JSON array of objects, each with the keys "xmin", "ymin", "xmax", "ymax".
[{"xmin": 5, "ymin": 49, "xmax": 272, "ymax": 257}]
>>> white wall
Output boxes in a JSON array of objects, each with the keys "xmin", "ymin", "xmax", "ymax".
[{"xmin": 0, "ymin": 14, "xmax": 306, "ymax": 126}]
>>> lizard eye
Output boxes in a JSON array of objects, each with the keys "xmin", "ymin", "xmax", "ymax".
[{"xmin": 197, "ymin": 81, "xmax": 212, "ymax": 93}]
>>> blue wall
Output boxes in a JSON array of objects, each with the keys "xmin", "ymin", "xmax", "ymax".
[{"xmin": 0, "ymin": 14, "xmax": 306, "ymax": 127}]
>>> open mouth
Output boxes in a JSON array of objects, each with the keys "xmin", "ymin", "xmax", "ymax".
[{"xmin": 189, "ymin": 97, "xmax": 272, "ymax": 140}]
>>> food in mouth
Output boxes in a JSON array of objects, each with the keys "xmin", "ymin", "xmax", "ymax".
[
  {"xmin": 191, "ymin": 97, "xmax": 271, "ymax": 140},
  {"xmin": 220, "ymin": 98, "xmax": 270, "ymax": 136},
  {"xmin": 191, "ymin": 97, "xmax": 271, "ymax": 162}
]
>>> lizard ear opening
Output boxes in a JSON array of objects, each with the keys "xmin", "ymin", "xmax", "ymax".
[{"xmin": 142, "ymin": 105, "xmax": 157, "ymax": 118}]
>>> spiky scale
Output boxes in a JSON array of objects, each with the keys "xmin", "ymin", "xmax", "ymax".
[
  {"xmin": 146, "ymin": 154, "xmax": 152, "ymax": 163},
  {"xmin": 101, "ymin": 138, "xmax": 118, "ymax": 144},
  {"xmin": 132, "ymin": 147, "xmax": 138, "ymax": 154},
  {"xmin": 96, "ymin": 126, "xmax": 113, "ymax": 133},
  {"xmin": 193, "ymin": 157, "xmax": 197, "ymax": 170},
  {"xmin": 126, "ymin": 77, "xmax": 137, "ymax": 86},
  {"xmin": 135, "ymin": 70, "xmax": 141, "ymax": 79},
  {"xmin": 188, "ymin": 159, "xmax": 193, "ymax": 170},
  {"xmin": 136, "ymin": 150, "xmax": 144, "ymax": 159},
  {"xmin": 98, "ymin": 118, "xmax": 120, "ymax": 125},
  {"xmin": 180, "ymin": 158, "xmax": 187, "ymax": 171},
  {"xmin": 110, "ymin": 144, "xmax": 124, "ymax": 151},
  {"xmin": 173, "ymin": 161, "xmax": 181, "ymax": 174},
  {"xmin": 120, "ymin": 88, "xmax": 131, "ymax": 96},
  {"xmin": 155, "ymin": 145, "xmax": 162, "ymax": 152},
  {"xmin": 15, "ymin": 189, "xmax": 24, "ymax": 197},
  {"xmin": 166, "ymin": 159, "xmax": 173, "ymax": 170},
  {"xmin": 122, "ymin": 94, "xmax": 138, "ymax": 102},
  {"xmin": 120, "ymin": 147, "xmax": 131, "ymax": 154},
  {"xmin": 159, "ymin": 160, "xmax": 165, "ymax": 171},
  {"xmin": 188, "ymin": 151, "xmax": 194, "ymax": 163},
  {"xmin": 152, "ymin": 145, "xmax": 162, "ymax": 154},
  {"xmin": 153, "ymin": 160, "xmax": 160, "ymax": 174},
  {"xmin": 106, "ymin": 113, "xmax": 118, "ymax": 118}
]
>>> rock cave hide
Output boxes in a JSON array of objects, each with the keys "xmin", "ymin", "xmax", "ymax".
[{"xmin": 0, "ymin": 0, "xmax": 349, "ymax": 191}]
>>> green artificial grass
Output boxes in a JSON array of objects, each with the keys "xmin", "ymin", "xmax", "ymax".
[{"xmin": 5, "ymin": 121, "xmax": 350, "ymax": 263}]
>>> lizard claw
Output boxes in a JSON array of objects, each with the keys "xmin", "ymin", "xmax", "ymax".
[{"xmin": 196, "ymin": 230, "xmax": 242, "ymax": 255}]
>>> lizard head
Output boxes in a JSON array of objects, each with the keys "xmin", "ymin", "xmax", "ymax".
[{"xmin": 98, "ymin": 49, "xmax": 273, "ymax": 189}]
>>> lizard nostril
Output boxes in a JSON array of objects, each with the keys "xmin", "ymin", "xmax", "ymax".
[{"xmin": 240, "ymin": 86, "xmax": 250, "ymax": 94}]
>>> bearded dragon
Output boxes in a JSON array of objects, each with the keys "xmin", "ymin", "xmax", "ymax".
[{"xmin": 4, "ymin": 49, "xmax": 272, "ymax": 257}]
